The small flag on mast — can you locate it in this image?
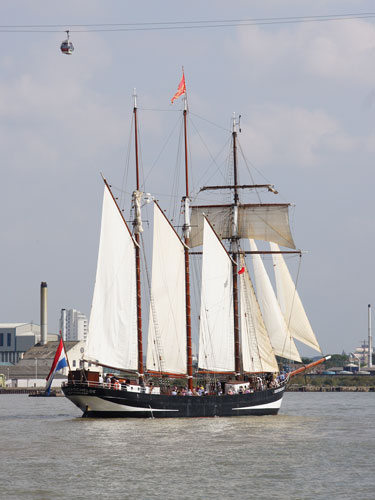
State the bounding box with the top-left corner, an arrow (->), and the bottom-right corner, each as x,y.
238,266 -> 245,275
171,71 -> 186,104
45,337 -> 68,395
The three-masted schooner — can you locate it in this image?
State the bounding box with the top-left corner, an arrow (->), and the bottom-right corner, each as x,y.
62,78 -> 329,418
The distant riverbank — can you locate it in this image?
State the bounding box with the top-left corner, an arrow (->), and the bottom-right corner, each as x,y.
0,388 -> 62,395
287,385 -> 375,392
288,373 -> 375,392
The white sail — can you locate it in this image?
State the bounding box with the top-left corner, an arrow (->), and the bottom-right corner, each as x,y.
270,242 -> 322,353
239,255 -> 279,373
190,204 -> 295,249
86,184 -> 138,370
250,239 -> 301,362
198,217 -> 234,372
146,202 -> 186,375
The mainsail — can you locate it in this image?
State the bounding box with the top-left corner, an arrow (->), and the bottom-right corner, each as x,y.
86,183 -> 138,370
249,239 -> 301,362
189,204 -> 295,249
198,217 -> 235,372
146,202 -> 187,375
239,255 -> 279,373
270,242 -> 322,353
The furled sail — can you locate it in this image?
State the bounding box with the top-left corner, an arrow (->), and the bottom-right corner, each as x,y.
270,242 -> 322,353
198,217 -> 235,372
250,239 -> 301,362
239,255 -> 279,373
190,204 -> 295,249
146,202 -> 187,375
86,183 -> 138,370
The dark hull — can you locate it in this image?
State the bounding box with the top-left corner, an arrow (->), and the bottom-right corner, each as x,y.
62,383 -> 286,418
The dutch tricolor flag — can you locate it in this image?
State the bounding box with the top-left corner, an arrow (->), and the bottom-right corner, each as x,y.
45,337 -> 68,394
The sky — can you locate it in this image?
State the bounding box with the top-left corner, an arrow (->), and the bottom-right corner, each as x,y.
1,1 -> 374,357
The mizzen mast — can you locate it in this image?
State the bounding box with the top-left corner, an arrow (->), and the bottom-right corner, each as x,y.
133,89 -> 144,385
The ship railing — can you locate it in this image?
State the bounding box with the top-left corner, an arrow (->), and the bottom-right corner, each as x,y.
63,380 -> 129,390
62,380 -> 161,394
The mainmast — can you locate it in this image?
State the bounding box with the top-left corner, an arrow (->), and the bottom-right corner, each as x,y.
133,89 -> 144,385
182,94 -> 193,392
231,113 -> 241,379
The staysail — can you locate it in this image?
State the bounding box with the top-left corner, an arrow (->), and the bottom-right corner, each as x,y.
270,242 -> 322,353
86,183 -> 138,370
250,239 -> 301,362
146,202 -> 187,375
198,217 -> 234,372
189,204 -> 295,249
239,255 -> 279,373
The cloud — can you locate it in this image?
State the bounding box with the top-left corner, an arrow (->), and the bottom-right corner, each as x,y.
238,104 -> 355,169
0,35 -> 125,177
235,18 -> 375,86
304,20 -> 375,84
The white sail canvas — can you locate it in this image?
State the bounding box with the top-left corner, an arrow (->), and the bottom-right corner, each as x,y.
250,239 -> 301,362
190,204 -> 295,249
198,217 -> 235,372
270,242 -> 322,353
146,202 -> 187,375
239,255 -> 279,373
86,184 -> 138,370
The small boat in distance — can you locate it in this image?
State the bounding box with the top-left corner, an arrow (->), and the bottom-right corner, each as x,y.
62,80 -> 329,418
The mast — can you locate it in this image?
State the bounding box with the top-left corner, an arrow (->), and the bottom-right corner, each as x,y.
133,89 -> 144,385
231,113 -> 241,379
182,94 -> 193,391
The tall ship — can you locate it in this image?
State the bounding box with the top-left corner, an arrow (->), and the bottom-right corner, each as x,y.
62,79 -> 329,418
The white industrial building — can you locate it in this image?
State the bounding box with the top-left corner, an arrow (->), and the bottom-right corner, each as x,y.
0,323 -> 58,364
60,309 -> 88,342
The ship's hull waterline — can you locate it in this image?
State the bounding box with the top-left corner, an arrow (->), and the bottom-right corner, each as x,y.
62,383 -> 286,418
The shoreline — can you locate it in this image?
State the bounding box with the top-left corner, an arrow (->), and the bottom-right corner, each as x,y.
287,385 -> 375,392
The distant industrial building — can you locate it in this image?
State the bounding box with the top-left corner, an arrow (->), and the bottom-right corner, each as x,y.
60,309 -> 88,342
353,340 -> 373,366
0,323 -> 58,364
1,340 -> 91,389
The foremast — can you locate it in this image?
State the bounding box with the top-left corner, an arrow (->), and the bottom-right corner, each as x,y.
231,114 -> 241,379
191,112 -> 300,377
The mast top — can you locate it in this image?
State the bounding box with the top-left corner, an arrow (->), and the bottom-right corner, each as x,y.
133,88 -> 137,110
232,112 -> 241,134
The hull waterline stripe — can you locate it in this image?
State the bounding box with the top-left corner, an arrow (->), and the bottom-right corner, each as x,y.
232,399 -> 282,411
69,395 -> 179,412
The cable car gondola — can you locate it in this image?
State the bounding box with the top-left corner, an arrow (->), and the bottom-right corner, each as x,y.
60,30 -> 74,55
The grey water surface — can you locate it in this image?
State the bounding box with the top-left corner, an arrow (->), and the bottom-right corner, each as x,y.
0,392 -> 374,500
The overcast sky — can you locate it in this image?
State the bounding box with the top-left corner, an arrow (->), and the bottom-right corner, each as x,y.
1,1 -> 374,357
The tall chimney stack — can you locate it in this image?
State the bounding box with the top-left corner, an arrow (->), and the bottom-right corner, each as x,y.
368,304 -> 372,368
40,282 -> 48,345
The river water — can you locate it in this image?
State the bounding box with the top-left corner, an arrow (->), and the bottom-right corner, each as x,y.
0,392 -> 374,500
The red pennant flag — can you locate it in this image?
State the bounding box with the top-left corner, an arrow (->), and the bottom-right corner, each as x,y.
171,72 -> 186,104
238,267 -> 245,275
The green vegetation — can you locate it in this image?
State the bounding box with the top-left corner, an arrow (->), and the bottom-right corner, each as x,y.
292,374 -> 375,387
301,354 -> 350,368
